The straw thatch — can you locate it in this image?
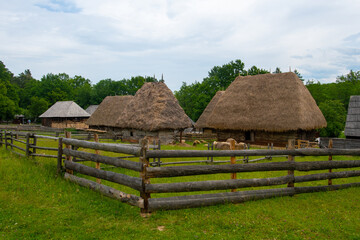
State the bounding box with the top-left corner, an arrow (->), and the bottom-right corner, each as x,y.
206,72 -> 327,132
116,82 -> 192,131
195,91 -> 225,129
85,105 -> 99,115
344,96 -> 360,138
39,101 -> 90,118
86,96 -> 133,127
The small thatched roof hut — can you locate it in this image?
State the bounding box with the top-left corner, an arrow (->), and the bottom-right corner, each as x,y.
39,101 -> 90,129
206,72 -> 326,145
85,105 -> 99,115
115,82 -> 192,143
344,96 -> 360,138
195,91 -> 225,130
86,96 -> 133,129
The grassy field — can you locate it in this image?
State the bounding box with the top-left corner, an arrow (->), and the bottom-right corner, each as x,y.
1,139 -> 360,239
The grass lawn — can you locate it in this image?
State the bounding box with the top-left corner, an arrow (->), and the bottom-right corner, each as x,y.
1,139 -> 360,239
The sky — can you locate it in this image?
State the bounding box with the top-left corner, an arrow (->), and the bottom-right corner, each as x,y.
1,0 -> 360,91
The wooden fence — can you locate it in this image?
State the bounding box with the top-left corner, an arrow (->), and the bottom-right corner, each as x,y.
1,130 -> 360,214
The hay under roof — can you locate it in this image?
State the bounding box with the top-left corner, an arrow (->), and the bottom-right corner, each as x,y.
344,96 -> 360,137
86,96 -> 133,127
206,72 -> 327,132
195,91 -> 225,129
116,82 -> 192,131
39,101 -> 90,118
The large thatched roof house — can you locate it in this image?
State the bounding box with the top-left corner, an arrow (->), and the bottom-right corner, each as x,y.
115,82 -> 192,143
86,96 -> 133,131
205,72 -> 327,146
39,101 -> 90,129
344,96 -> 360,139
195,91 -> 225,135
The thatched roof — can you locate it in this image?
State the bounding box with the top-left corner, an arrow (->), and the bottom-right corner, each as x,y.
195,91 -> 225,129
86,96 -> 133,127
85,105 -> 99,115
344,96 -> 360,137
206,72 -> 327,132
39,101 -> 90,118
116,82 -> 192,131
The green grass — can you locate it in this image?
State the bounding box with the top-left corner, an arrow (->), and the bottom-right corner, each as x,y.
1,140 -> 360,239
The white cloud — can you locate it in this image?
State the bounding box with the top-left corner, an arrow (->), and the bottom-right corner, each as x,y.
1,0 -> 360,91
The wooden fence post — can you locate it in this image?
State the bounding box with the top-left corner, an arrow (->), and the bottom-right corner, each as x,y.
31,134 -> 37,157
0,130 -> 3,147
57,137 -> 63,175
94,133 -> 101,184
287,139 -> 295,188
10,132 -> 13,150
140,138 -> 150,216
25,133 -> 30,157
65,131 -> 73,174
5,131 -> 8,149
328,139 -> 333,185
229,139 -> 236,192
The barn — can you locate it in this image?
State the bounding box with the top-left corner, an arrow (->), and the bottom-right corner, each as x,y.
205,72 -> 327,146
39,101 -> 90,129
86,95 -> 133,132
344,95 -> 360,139
115,82 -> 192,144
195,91 -> 225,135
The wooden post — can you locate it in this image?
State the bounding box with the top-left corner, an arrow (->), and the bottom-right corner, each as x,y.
328,139 -> 333,185
179,131 -> 183,143
57,138 -> 63,175
5,131 -> 8,149
25,133 -> 30,157
65,131 -> 73,174
140,138 -> 150,216
287,139 -> 295,188
10,132 -> 13,150
0,130 -> 3,147
32,135 -> 37,157
229,139 -> 236,192
94,133 -> 101,184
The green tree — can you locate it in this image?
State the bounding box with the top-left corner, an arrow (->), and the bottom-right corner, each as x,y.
0,61 -> 19,120
318,100 -> 346,137
28,97 -> 49,122
336,70 -> 360,83
294,69 -> 304,82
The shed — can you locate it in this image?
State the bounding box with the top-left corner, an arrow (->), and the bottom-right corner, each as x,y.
115,82 -> 192,144
344,96 -> 360,139
86,96 -> 133,131
85,105 -> 99,115
205,72 -> 327,146
39,101 -> 90,129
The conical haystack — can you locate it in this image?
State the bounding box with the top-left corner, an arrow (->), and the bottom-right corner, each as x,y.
116,82 -> 192,131
207,72 -> 326,131
86,96 -> 133,127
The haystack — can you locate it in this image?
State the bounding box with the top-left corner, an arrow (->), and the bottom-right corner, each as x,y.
86,96 -> 133,129
206,72 -> 326,145
344,96 -> 360,138
39,101 -> 90,129
116,82 -> 192,143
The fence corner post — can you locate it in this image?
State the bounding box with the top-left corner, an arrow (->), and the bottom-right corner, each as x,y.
140,137 -> 150,216
94,133 -> 101,184
65,131 -> 73,175
287,139 -> 295,189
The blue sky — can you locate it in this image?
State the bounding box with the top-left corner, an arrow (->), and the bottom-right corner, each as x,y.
1,0 -> 360,91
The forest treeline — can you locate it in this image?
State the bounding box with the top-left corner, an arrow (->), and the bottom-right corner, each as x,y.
1,59 -> 359,137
